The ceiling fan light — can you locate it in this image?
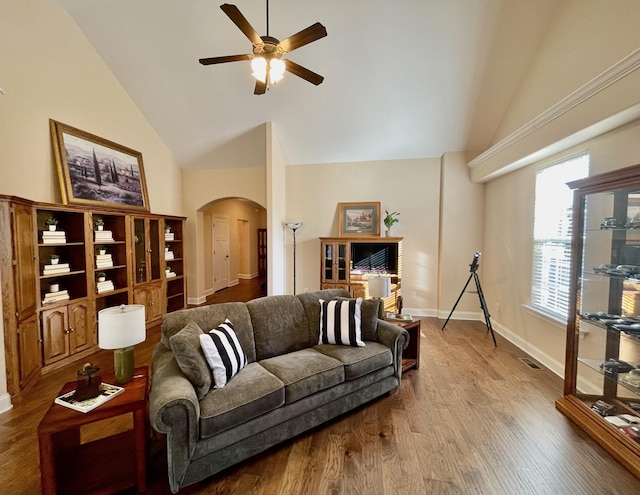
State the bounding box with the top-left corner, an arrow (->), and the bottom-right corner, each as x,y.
251,57 -> 267,82
270,58 -> 285,83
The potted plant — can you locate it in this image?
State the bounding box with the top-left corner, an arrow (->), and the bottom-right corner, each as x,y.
45,216 -> 58,231
165,266 -> 171,274
383,210 -> 400,236
164,224 -> 171,233
96,246 -> 107,256
94,217 -> 104,231
96,272 -> 106,282
50,254 -> 60,265
165,243 -> 170,252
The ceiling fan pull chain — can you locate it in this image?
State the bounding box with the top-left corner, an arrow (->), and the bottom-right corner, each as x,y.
266,0 -> 269,37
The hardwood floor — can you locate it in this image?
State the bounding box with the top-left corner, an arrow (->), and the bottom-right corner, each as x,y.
2,281 -> 640,494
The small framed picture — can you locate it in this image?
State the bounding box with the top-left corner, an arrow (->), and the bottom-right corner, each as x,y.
338,202 -> 381,237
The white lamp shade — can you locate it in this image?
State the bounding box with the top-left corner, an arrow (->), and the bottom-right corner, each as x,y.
368,277 -> 391,298
98,304 -> 146,349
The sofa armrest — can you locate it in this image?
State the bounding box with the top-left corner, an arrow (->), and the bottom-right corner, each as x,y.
149,344 -> 200,493
376,319 -> 410,379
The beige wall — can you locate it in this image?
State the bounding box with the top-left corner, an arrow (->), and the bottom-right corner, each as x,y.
471,0 -> 640,182
0,0 -> 183,411
484,118 -> 640,377
286,158 -> 449,313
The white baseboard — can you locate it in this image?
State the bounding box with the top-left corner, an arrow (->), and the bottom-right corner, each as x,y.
188,295 -> 207,306
0,393 -> 13,415
238,272 -> 259,280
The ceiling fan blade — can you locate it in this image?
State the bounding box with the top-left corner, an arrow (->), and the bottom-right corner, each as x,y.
279,22 -> 327,53
254,80 -> 267,95
220,4 -> 262,46
284,59 -> 324,86
199,54 -> 252,65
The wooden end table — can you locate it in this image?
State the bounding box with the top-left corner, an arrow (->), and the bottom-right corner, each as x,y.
38,366 -> 149,495
387,318 -> 421,372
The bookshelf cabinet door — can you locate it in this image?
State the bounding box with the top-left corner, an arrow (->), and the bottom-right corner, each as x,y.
42,306 -> 70,366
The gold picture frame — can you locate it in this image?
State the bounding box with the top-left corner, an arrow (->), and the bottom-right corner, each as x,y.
338,202 -> 381,237
50,119 -> 150,212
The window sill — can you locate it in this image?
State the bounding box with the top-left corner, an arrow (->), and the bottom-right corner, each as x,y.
522,304 -> 567,330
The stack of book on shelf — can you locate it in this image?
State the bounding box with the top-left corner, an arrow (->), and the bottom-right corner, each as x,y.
165,231 -> 175,241
96,280 -> 115,294
42,230 -> 67,244
43,289 -> 70,304
43,262 -> 71,275
94,230 -> 114,242
95,253 -> 114,268
165,250 -> 175,260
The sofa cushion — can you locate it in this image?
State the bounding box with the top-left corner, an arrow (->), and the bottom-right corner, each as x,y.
314,342 -> 393,380
199,363 -> 285,438
169,320 -> 211,400
161,302 -> 257,362
200,319 -> 248,388
319,298 -> 365,347
338,297 -> 379,341
259,348 -> 345,403
247,295 -> 310,360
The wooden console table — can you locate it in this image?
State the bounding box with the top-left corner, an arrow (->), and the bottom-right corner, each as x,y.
38,366 -> 149,494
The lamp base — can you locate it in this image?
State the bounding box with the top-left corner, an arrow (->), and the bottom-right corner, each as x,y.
113,346 -> 135,384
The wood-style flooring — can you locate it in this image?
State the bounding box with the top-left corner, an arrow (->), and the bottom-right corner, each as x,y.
2,278 -> 640,494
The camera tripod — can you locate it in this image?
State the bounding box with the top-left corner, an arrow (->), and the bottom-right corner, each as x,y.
441,251 -> 497,347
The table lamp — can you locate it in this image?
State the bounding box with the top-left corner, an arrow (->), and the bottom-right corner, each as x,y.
98,304 -> 146,384
368,276 -> 391,319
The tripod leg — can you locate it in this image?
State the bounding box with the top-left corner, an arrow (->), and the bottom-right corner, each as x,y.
474,273 -> 497,346
442,273 -> 474,331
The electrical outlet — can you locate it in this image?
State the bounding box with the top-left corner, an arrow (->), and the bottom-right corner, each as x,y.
304,288 -> 309,293
411,291 -> 417,299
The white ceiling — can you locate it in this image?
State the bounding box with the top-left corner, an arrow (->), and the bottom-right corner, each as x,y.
53,0 -> 560,169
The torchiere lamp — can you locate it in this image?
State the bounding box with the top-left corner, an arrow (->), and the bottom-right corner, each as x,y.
98,304 -> 146,384
285,221 -> 303,295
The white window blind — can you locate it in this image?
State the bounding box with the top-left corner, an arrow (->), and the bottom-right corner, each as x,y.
531,154 -> 589,321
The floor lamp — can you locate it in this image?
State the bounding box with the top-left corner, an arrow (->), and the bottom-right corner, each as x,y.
285,221 -> 303,295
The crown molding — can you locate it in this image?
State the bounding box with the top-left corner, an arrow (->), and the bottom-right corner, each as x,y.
469,47 -> 640,172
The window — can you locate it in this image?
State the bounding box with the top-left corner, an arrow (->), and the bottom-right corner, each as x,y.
531,154 -> 589,321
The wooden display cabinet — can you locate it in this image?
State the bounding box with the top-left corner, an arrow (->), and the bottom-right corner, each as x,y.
320,237 -> 402,311
0,194 -> 187,396
556,163 -> 640,478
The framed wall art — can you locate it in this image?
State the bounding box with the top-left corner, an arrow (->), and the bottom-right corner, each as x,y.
338,202 -> 381,237
50,119 -> 150,211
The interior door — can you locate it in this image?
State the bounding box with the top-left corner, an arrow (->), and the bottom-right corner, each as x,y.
213,215 -> 229,292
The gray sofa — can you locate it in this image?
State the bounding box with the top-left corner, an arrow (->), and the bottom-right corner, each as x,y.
149,289 -> 409,493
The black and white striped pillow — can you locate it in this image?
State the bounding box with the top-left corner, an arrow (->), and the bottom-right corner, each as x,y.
199,319 -> 247,388
318,298 -> 365,347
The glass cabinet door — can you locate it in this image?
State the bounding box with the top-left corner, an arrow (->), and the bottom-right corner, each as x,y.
134,218 -> 147,283
574,188 -> 640,406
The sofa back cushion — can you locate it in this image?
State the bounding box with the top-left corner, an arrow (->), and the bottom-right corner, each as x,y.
161,302 -> 257,363
247,295 -> 309,360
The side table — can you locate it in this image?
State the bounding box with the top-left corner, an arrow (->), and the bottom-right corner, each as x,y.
387,319 -> 421,372
38,366 -> 149,495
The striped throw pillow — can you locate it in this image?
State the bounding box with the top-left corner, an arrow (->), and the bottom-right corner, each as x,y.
199,319 -> 248,388
318,298 -> 365,347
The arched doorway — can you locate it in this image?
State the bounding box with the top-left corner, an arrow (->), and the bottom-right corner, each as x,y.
200,197 -> 267,298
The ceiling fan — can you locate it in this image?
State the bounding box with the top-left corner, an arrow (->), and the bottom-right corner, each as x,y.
199,2 -> 327,95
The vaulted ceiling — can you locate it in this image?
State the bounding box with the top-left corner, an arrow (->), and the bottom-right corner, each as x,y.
54,0 -> 560,169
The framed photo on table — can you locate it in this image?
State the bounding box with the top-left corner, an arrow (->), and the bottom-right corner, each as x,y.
50,119 -> 150,212
338,202 -> 380,237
